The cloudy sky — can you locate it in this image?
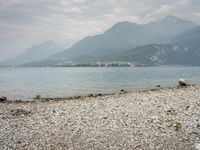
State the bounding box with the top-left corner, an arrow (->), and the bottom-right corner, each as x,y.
0,0 -> 200,60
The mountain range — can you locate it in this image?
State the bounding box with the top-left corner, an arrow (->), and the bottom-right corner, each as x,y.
1,15 -> 200,67
0,41 -> 63,66
109,26 -> 200,66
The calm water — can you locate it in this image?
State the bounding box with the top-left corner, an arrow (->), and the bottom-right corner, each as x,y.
0,67 -> 200,100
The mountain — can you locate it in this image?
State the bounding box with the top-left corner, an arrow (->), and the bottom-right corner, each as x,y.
21,15 -> 199,67
26,15 -> 197,65
1,41 -> 63,66
172,26 -> 200,45
144,15 -> 198,40
114,26 -> 200,66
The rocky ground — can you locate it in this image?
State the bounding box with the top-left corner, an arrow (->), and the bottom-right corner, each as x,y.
0,85 -> 200,150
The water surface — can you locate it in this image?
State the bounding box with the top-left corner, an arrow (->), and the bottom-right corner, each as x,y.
0,67 -> 199,100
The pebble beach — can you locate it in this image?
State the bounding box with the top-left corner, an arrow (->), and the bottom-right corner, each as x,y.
0,85 -> 200,150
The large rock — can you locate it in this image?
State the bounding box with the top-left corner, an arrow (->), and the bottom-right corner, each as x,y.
179,79 -> 189,86
0,96 -> 7,102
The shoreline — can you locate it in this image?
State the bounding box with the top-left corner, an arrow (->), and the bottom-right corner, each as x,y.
0,85 -> 200,149
1,84 -> 197,103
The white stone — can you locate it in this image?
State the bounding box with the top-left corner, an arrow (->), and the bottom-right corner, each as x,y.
194,143 -> 200,150
179,79 -> 189,86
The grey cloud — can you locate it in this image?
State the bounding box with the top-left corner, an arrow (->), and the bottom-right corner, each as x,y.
0,0 -> 200,60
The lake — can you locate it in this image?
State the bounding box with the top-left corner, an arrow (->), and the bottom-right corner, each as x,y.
0,67 -> 200,100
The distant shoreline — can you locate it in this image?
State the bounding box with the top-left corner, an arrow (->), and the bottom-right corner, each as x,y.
1,64 -> 200,68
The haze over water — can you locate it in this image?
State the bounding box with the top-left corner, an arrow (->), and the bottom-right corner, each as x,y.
0,67 -> 200,100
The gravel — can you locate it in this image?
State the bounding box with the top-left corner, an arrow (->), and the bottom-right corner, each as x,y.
0,86 -> 200,150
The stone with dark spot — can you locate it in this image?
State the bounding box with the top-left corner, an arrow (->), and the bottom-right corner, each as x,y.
0,96 -> 7,102
103,116 -> 108,119
34,95 -> 41,100
179,79 -> 189,86
120,89 -> 125,92
88,94 -> 94,97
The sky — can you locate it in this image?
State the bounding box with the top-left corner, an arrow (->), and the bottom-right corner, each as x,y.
0,0 -> 200,60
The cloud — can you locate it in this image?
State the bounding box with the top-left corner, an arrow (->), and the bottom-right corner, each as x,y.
0,0 -> 200,60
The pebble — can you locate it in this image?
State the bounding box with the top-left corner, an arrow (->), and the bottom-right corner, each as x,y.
195,143 -> 200,150
0,96 -> 7,102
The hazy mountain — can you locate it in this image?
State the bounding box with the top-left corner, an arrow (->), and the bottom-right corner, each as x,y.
114,26 -> 200,66
30,15 -> 197,65
172,26 -> 200,45
1,41 -> 63,66
21,15 -> 199,67
144,15 -> 198,41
